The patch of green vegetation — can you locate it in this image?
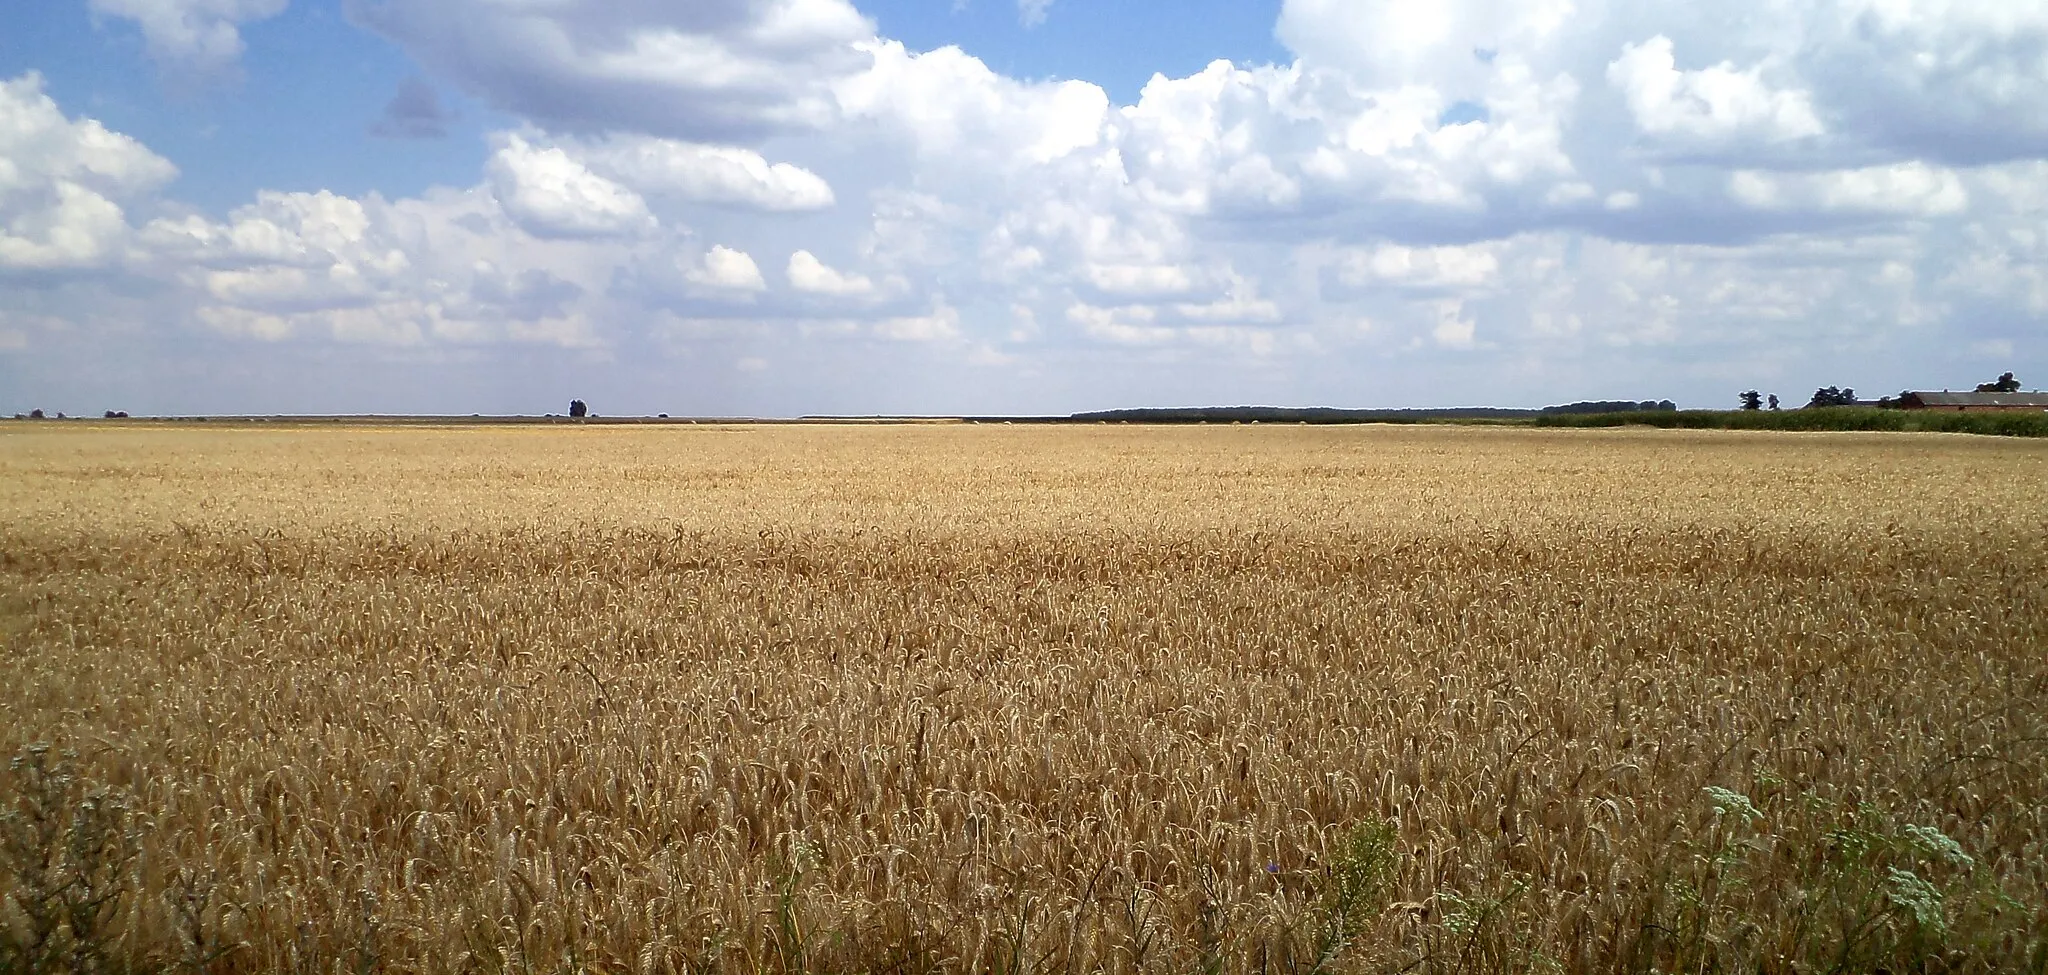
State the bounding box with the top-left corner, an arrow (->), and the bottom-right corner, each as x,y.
1533,406 -> 2048,437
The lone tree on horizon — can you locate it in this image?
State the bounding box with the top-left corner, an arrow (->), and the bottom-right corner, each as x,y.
569,399 -> 588,418
1739,390 -> 1763,410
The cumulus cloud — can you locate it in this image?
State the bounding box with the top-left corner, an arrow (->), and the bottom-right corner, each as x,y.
578,137 -> 834,212
787,250 -> 875,297
89,0 -> 287,77
687,245 -> 767,294
141,189 -> 373,267
1275,0 -> 1575,92
1104,55 -> 1581,228
486,135 -> 656,239
0,73 -> 177,271
1430,301 -> 1479,349
835,41 -> 1110,168
133,181 -> 617,350
1607,36 -> 1823,151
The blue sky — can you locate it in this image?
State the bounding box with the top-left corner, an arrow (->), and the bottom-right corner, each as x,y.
0,0 -> 2043,415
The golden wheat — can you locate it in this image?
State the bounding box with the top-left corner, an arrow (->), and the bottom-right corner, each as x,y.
2,423 -> 2044,973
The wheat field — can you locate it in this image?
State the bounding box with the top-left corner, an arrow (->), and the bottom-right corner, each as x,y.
2,422 -> 2045,974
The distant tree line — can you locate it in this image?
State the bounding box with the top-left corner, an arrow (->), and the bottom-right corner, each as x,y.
1540,400 -> 1676,415
13,409 -> 128,419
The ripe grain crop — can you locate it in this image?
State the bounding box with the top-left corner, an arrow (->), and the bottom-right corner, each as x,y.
2,423 -> 2045,974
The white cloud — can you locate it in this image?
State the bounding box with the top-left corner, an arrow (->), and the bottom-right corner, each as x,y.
687,245 -> 767,293
0,181 -> 131,272
89,0 -> 287,77
835,41 -> 1110,168
139,183 -> 613,349
1608,36 -> 1823,150
142,189 -> 372,266
0,75 -> 179,198
1431,301 -> 1478,349
1275,0 -> 1575,92
487,135 -> 656,239
580,137 -> 834,212
787,250 -> 875,297
0,73 -> 176,271
1110,54 -> 1580,223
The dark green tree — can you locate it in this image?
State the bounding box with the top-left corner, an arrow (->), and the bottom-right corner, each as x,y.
1976,372 -> 2021,393
1739,390 -> 1763,410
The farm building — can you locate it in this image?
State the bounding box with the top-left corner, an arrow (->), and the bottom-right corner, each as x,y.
1899,391 -> 2048,411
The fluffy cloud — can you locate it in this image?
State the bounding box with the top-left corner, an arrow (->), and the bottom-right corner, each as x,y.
128,181 -> 623,348
89,0 -> 287,77
787,250 -> 876,297
141,189 -> 374,267
686,245 -> 767,294
1607,36 -> 1823,151
834,41 -> 1110,169
0,73 -> 176,271
575,137 -> 834,212
1274,0 -> 1576,93
486,135 -> 656,239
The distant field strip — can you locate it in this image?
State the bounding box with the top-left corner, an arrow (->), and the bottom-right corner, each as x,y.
3,425 -> 2045,973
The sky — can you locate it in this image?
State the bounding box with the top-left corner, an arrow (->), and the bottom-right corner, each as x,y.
0,0 -> 2043,416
